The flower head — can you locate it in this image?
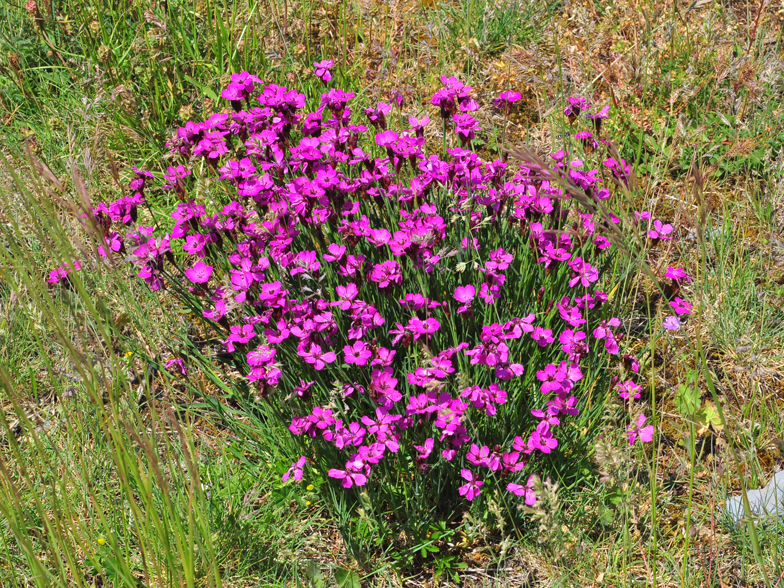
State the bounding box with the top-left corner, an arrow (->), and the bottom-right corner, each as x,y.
458,469 -> 483,501
507,475 -> 538,505
186,261 -> 213,284
313,60 -> 334,83
627,414 -> 654,445
283,456 -> 307,482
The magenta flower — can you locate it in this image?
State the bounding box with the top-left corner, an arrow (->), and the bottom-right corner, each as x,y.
344,341 -> 372,366
493,90 -> 521,109
568,257 -> 599,288
559,329 -> 587,361
313,60 -> 334,83
293,380 -> 315,397
247,344 -> 277,366
527,421 -> 558,454
670,297 -> 692,316
453,114 -> 481,144
328,455 -> 369,488
507,475 -> 538,505
453,284 -> 475,313
531,327 -> 554,347
300,343 -> 337,370
627,414 -> 654,445
47,260 -> 82,284
375,129 -> 399,149
414,438 -> 435,460
466,444 -> 490,467
165,358 -> 187,376
408,116 -> 430,138
564,96 -> 590,118
502,451 -> 524,473
479,283 -> 501,305
407,317 -> 440,340
666,267 -> 693,283
458,469 -> 483,501
222,324 -> 256,353
603,157 -> 631,181
364,102 -> 392,129
309,406 -> 336,430
663,316 -> 681,331
370,367 -> 401,403
282,456 -> 307,482
617,380 -> 641,400
323,243 -> 346,263
185,261 -> 213,284
369,260 -> 402,289
536,363 -> 566,395
648,220 -> 673,241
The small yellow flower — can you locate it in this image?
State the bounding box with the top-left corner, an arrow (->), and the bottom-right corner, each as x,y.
306,484 -> 314,491
305,500 -> 311,506
97,537 -> 106,546
124,351 -> 133,359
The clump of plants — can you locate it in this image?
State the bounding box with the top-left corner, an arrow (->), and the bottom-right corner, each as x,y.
56,64 -> 680,556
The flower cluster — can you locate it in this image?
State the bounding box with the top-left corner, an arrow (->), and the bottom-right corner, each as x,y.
69,71 -> 662,532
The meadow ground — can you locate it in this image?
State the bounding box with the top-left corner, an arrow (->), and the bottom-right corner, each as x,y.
1,0 -> 784,586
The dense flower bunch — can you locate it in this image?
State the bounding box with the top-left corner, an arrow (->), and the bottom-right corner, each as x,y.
70,69 -> 661,535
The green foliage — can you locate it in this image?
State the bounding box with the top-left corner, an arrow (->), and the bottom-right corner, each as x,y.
436,0 -> 549,64
674,369 -> 700,417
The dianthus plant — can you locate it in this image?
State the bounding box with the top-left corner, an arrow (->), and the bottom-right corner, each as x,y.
84,72 -> 638,547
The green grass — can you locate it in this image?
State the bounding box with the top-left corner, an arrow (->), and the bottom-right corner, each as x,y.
2,0 -> 784,585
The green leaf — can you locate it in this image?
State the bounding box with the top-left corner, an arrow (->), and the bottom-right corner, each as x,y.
674,383 -> 701,416
696,402 -> 724,435
335,568 -> 361,588
306,561 -> 325,588
183,75 -> 219,102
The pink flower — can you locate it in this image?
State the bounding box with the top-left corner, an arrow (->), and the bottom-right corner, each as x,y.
313,59 -> 334,83
309,406 -> 336,430
333,283 -> 359,310
648,220 -> 673,240
282,456 -> 307,482
328,455 -> 369,488
493,90 -> 521,109
344,341 -> 372,366
670,297 -> 692,316
369,260 -> 402,289
559,329 -> 587,361
300,343 -> 337,370
370,367 -> 401,403
458,469 -> 483,501
531,327 -> 554,347
479,282 -> 501,304
617,380 -> 641,400
507,475 -> 537,505
414,438 -> 435,460
293,380 -> 315,397
222,324 -> 256,352
666,267 -> 693,283
323,243 -> 346,262
663,316 -> 681,331
165,358 -> 187,376
247,345 -> 276,366
536,363 -> 566,395
407,317 -> 440,340
185,261 -> 213,284
568,257 -> 599,288
627,414 -> 654,445
527,421 -> 558,453
502,451 -> 524,473
454,284 -> 476,313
